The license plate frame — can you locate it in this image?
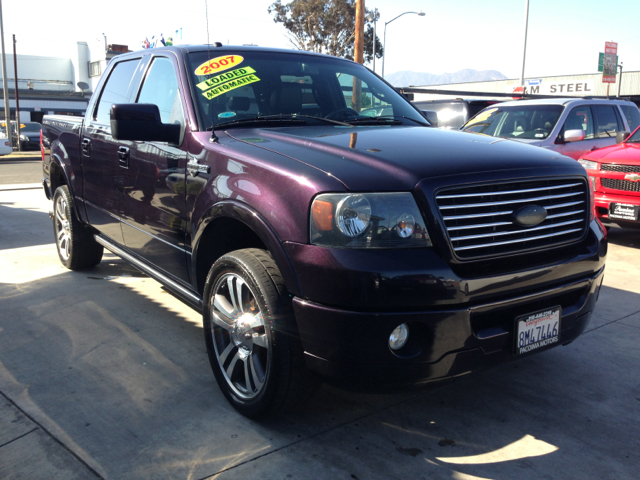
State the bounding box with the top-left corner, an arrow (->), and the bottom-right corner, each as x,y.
514,306 -> 561,356
609,203 -> 639,222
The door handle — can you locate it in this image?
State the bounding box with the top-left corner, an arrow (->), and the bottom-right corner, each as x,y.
81,138 -> 91,156
118,146 -> 130,168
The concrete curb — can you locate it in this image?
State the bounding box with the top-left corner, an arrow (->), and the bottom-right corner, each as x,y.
0,183 -> 42,191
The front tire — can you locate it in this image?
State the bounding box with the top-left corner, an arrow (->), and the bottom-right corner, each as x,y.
203,248 -> 319,417
52,186 -> 103,270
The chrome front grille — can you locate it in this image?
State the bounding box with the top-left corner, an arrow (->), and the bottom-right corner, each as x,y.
601,164 -> 639,173
435,178 -> 589,259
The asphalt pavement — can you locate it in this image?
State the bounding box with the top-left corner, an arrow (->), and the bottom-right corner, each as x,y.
0,150 -> 43,186
0,187 -> 639,479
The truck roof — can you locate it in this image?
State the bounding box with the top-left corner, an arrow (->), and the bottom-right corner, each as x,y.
125,44 -> 350,63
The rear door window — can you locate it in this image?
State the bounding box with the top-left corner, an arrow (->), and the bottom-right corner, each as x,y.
563,106 -> 594,140
593,105 -> 622,138
94,60 -> 140,125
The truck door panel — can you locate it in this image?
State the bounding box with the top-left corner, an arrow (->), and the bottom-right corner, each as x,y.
82,59 -> 141,244
119,56 -> 191,284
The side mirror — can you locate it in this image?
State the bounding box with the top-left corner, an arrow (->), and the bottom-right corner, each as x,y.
563,129 -> 585,143
422,110 -> 438,127
616,131 -> 630,144
110,104 -> 181,144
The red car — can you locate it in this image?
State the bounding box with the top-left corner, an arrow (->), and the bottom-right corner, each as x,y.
579,126 -> 640,229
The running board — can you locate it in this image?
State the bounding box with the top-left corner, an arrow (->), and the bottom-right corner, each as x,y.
94,235 -> 203,311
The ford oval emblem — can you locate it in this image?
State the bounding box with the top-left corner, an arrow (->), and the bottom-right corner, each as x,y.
512,205 -> 547,227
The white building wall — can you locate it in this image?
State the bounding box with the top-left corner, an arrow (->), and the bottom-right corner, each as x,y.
411,72 -> 640,102
1,54 -> 74,92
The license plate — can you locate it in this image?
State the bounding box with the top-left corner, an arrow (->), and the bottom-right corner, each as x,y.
609,203 -> 639,221
515,307 -> 561,356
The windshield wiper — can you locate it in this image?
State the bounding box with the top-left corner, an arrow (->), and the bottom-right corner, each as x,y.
347,115 -> 428,126
208,115 -> 308,131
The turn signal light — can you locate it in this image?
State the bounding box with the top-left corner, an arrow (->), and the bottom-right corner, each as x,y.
312,200 -> 333,231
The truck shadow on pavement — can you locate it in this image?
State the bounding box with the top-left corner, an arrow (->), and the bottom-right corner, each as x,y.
606,226 -> 639,249
0,201 -> 53,250
0,266 -> 638,479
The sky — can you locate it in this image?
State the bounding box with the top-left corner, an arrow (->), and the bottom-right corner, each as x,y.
1,0 -> 639,80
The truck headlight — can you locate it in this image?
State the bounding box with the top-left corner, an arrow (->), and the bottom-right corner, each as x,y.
20,134 -> 28,141
578,160 -> 598,171
310,192 -> 432,248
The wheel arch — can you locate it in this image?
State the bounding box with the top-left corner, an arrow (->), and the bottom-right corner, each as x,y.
192,201 -> 301,298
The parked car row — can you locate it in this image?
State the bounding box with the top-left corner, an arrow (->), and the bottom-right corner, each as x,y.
0,120 -> 43,152
450,97 -> 640,231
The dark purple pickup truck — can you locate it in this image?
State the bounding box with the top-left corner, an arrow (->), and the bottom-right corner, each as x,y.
42,45 -> 607,417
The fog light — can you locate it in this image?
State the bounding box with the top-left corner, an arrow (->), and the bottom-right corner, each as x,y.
389,323 -> 409,350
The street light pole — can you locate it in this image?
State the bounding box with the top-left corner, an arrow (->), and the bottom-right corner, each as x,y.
382,11 -> 425,79
12,34 -> 20,151
519,0 -> 530,86
0,0 -> 12,149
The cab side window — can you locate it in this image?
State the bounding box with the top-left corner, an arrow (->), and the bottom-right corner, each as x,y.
619,104 -> 640,131
593,105 -> 622,138
563,106 -> 594,140
94,60 -> 140,125
137,57 -> 184,126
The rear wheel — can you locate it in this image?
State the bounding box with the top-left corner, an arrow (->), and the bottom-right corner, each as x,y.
52,186 -> 103,269
203,248 -> 319,417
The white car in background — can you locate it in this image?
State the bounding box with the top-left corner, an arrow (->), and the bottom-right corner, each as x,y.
0,134 -> 12,156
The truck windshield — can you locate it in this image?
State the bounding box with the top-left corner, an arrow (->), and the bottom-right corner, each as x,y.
186,51 -> 427,130
461,105 -> 564,140
626,127 -> 640,143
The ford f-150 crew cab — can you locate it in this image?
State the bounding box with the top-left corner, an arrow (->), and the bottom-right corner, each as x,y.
42,45 -> 607,417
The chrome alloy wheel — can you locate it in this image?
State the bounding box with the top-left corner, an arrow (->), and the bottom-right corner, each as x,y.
210,273 -> 269,400
55,195 -> 71,261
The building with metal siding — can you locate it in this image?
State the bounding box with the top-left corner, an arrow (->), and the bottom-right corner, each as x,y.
0,40 -> 129,122
410,71 -> 640,106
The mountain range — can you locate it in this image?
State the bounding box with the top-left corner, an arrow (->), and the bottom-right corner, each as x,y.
385,69 -> 508,88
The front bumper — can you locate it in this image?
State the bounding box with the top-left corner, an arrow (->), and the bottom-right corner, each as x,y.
594,191 -> 640,226
294,268 -> 604,390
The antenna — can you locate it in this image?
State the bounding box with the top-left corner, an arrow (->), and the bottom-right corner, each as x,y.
204,0 -> 218,142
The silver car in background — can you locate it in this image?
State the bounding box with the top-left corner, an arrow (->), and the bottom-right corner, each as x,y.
461,98 -> 640,159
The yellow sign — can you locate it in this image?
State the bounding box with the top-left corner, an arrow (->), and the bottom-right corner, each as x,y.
194,55 -> 244,76
202,74 -> 261,100
196,67 -> 257,91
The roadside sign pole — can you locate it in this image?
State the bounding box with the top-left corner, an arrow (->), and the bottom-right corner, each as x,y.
0,0 -> 12,150
12,34 -> 19,151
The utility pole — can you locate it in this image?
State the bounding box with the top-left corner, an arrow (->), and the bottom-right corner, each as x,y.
519,0 -> 530,87
12,34 -> 20,151
0,0 -> 12,150
617,63 -> 623,97
353,0 -> 365,111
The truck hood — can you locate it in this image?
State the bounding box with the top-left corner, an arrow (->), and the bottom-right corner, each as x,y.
581,141 -> 640,163
226,125 -> 578,191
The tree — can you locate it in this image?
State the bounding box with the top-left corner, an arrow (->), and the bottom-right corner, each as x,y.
268,0 -> 383,65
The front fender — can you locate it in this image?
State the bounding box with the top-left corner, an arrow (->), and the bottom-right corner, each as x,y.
192,200 -> 302,297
